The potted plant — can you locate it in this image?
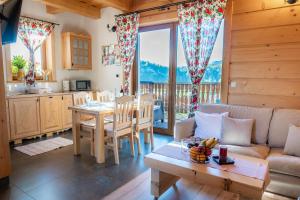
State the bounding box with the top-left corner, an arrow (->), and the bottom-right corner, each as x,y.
12,55 -> 27,81
11,65 -> 19,80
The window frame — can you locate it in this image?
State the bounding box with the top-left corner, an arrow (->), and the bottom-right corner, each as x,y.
4,32 -> 56,83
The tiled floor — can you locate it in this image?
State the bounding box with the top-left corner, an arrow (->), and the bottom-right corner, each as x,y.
0,131 -> 173,200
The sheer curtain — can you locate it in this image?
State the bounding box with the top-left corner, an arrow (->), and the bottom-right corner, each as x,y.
18,17 -> 55,86
178,0 -> 227,115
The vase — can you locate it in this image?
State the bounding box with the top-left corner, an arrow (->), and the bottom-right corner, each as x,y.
17,69 -> 25,81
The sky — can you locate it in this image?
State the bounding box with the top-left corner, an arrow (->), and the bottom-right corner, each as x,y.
139,20 -> 224,67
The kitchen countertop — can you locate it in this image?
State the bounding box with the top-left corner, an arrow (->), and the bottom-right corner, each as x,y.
6,91 -> 93,99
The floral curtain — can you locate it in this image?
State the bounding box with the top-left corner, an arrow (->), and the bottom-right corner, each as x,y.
178,0 -> 227,114
115,13 -> 139,95
18,17 -> 55,86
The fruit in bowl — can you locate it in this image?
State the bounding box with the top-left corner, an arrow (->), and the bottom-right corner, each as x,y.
188,138 -> 218,163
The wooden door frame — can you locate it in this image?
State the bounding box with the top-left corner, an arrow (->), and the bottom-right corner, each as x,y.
132,23 -> 177,135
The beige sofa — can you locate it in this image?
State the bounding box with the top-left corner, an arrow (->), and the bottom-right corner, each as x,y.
174,104 -> 300,198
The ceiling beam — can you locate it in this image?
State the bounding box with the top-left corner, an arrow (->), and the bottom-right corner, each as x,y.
132,0 -> 176,11
91,0 -> 132,11
46,5 -> 64,14
38,0 -> 101,19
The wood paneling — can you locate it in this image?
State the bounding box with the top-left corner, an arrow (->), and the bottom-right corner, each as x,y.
232,6 -> 300,30
0,29 -> 10,179
221,0 -> 233,104
233,0 -> 300,14
228,0 -> 300,109
230,61 -> 300,79
228,94 -> 300,109
232,25 -> 300,47
229,79 -> 300,97
231,43 -> 300,62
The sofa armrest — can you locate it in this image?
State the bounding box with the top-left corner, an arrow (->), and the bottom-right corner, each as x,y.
174,117 -> 195,141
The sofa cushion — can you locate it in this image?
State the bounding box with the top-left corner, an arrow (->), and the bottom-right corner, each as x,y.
268,109 -> 300,148
267,148 -> 300,178
284,125 -> 300,157
199,104 -> 273,144
215,144 -> 270,159
221,116 -> 254,146
194,111 -> 229,139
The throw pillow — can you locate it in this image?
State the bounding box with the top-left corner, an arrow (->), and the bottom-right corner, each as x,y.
221,116 -> 254,146
194,111 -> 229,139
284,125 -> 300,157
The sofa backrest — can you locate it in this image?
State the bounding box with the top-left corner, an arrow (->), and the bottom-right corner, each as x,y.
268,109 -> 300,148
198,104 -> 273,144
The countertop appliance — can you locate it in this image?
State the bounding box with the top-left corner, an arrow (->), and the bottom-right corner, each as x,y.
70,80 -> 91,91
62,80 -> 70,92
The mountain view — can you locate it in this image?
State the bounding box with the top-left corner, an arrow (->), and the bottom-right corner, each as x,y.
139,60 -> 222,84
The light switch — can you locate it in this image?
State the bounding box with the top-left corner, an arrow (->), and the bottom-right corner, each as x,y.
230,81 -> 237,88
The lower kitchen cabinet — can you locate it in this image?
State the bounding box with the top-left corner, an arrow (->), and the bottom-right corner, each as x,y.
7,94 -> 74,141
40,96 -> 63,134
9,97 -> 41,140
62,94 -> 73,129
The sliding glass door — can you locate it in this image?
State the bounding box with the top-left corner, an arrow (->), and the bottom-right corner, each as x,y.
134,22 -> 224,135
134,24 -> 176,134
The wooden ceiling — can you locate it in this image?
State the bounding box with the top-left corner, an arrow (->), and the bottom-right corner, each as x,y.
36,0 -> 185,19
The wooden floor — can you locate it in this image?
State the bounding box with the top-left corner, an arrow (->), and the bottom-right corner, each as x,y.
103,170 -> 294,200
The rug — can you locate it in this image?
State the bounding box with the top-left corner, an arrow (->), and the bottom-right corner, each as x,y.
14,137 -> 73,156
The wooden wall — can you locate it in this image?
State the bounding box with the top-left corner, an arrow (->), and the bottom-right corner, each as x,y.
0,29 -> 11,180
228,0 -> 300,109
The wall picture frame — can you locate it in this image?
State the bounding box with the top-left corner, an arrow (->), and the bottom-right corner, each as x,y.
102,44 -> 121,66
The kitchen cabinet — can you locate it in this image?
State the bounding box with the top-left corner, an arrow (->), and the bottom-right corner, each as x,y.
62,94 -> 73,129
9,97 -> 40,140
7,93 -> 75,142
40,96 -> 63,133
62,32 -> 92,70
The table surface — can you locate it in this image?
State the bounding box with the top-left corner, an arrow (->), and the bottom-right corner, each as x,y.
145,143 -> 270,190
69,101 -> 160,115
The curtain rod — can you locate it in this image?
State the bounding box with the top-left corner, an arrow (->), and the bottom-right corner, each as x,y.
115,0 -> 197,17
21,16 -> 60,26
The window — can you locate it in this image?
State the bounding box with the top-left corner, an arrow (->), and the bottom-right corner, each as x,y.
5,33 -> 55,82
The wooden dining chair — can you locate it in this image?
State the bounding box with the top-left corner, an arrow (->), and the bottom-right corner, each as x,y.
96,90 -> 114,102
134,94 -> 155,154
104,95 -> 135,164
73,92 -> 96,156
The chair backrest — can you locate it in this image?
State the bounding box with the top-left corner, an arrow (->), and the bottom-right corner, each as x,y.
113,95 -> 135,132
96,90 -> 114,102
137,93 -> 154,125
73,92 -> 93,105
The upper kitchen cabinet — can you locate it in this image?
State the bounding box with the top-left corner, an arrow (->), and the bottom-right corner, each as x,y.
62,32 -> 92,70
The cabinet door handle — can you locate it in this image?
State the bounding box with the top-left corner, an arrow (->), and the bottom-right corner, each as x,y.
49,96 -> 53,99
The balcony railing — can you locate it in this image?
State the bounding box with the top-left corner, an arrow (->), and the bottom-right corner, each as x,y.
140,82 -> 221,114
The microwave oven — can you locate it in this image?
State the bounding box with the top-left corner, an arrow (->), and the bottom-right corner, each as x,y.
70,80 -> 91,91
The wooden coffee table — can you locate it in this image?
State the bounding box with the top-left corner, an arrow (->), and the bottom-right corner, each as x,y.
145,143 -> 270,200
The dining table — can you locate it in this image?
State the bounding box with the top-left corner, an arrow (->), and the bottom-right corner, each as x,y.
69,101 -> 159,164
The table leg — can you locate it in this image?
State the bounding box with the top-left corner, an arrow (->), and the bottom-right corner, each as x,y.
72,110 -> 81,155
95,114 -> 105,163
151,168 -> 179,199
